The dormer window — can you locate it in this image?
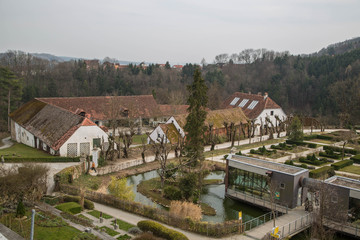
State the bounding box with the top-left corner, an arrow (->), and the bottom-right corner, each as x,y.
121,108 -> 129,117
79,111 -> 86,117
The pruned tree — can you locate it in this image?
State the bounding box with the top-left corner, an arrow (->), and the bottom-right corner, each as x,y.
141,137 -> 147,164
265,116 -> 275,140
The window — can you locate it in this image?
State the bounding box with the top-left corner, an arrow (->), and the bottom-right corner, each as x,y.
248,100 -> 259,109
230,97 -> 240,106
93,138 -> 101,148
239,99 -> 249,107
280,183 -> 285,189
271,111 -> 274,116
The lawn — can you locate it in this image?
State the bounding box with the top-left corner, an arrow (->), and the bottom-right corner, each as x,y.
0,210 -> 99,240
111,219 -> 136,231
311,139 -> 335,145
100,226 -> 120,236
73,174 -> 105,191
0,143 -> 55,158
340,165 -> 360,175
0,132 -> 10,147
132,134 -> 148,145
88,210 -> 113,219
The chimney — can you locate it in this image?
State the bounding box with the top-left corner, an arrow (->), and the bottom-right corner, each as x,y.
264,92 -> 268,99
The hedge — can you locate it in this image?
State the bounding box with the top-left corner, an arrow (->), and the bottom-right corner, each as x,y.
309,166 -> 333,179
331,160 -> 354,170
316,135 -> 333,140
137,220 -> 189,240
319,151 -> 340,159
286,140 -> 308,146
299,157 -> 325,166
63,195 -> 95,210
55,202 -> 82,214
4,157 -> 81,163
350,154 -> 360,164
323,146 -> 358,155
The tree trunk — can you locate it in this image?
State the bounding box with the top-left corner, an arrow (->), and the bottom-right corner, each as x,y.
7,89 -> 11,132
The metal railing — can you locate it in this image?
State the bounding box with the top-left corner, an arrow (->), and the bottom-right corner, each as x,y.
274,212 -> 313,239
227,188 -> 288,213
241,211 -> 280,232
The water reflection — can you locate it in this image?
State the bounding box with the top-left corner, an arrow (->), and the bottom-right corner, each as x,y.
126,170 -> 267,223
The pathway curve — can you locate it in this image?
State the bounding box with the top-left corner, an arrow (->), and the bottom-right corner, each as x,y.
0,137 -> 13,150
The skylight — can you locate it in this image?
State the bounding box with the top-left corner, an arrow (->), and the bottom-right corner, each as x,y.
230,97 -> 240,106
247,100 -> 259,109
239,99 -> 249,107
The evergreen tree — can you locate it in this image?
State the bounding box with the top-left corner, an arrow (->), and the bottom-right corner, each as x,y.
184,68 -> 208,164
288,116 -> 304,141
165,61 -> 171,69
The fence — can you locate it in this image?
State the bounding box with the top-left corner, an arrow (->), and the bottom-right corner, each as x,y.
272,213 -> 312,239
241,211 -> 281,232
96,157 -> 155,175
227,188 -> 288,214
60,184 -> 250,237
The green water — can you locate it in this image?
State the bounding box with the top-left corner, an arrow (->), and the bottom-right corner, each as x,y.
126,170 -> 267,223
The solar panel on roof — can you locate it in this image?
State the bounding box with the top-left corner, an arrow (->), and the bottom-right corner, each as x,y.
248,100 -> 259,109
230,97 -> 240,106
239,99 -> 249,107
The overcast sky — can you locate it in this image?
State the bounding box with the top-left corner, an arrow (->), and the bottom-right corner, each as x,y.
1,0 -> 359,64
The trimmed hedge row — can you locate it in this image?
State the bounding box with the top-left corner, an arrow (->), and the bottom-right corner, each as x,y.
309,166 -> 334,179
323,146 -> 358,155
4,157 -> 81,163
350,154 -> 360,164
137,220 -> 189,240
331,160 -> 354,170
303,134 -> 333,141
319,151 -> 340,159
285,140 -> 317,148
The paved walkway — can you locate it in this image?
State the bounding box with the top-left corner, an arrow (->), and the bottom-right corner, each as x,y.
0,137 -> 13,149
0,223 -> 24,240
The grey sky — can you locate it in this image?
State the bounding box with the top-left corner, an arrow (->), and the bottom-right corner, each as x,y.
1,0 -> 359,64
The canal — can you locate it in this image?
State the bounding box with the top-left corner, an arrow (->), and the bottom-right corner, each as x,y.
126,170 -> 267,223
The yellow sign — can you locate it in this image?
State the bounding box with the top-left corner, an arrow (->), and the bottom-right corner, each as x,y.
238,211 -> 242,220
270,226 -> 280,238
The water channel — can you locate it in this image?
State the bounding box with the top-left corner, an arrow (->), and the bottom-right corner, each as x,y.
126,170 -> 267,223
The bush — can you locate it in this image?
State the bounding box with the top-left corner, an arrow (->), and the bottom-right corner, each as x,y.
250,149 -> 256,154
4,157 -> 80,163
137,220 -> 189,240
350,154 -> 360,164
316,134 -> 333,140
223,154 -> 228,160
300,164 -> 308,169
60,212 -> 93,227
319,151 -> 340,159
128,226 -> 142,235
164,186 -> 182,200
42,195 -> 60,206
310,166 -> 333,179
323,145 -> 358,155
169,201 -> 202,221
307,143 -> 317,148
16,200 -> 26,217
331,160 -> 354,170
63,195 -> 94,210
284,160 -> 294,165
285,140 -> 307,146
56,202 -> 82,214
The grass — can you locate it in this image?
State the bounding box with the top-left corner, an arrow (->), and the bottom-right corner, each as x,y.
55,202 -> 82,214
311,139 -> 335,144
73,174 -> 105,191
0,210 -> 99,240
132,134 -> 148,145
111,219 -> 136,231
340,165 -> 360,175
88,210 -> 113,219
0,132 -> 10,147
204,138 -> 284,158
137,177 -> 216,216
100,226 -> 120,236
117,234 -> 132,240
0,143 -> 55,158
77,214 -> 93,222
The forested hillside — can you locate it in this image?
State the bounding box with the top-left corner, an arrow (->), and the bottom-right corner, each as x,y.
1,39 -> 360,131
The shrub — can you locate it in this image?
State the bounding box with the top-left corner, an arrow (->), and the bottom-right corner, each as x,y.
169,201 -> 202,221
307,143 -> 317,148
250,149 -> 256,154
137,220 -> 189,240
284,160 -> 294,165
128,226 -> 142,235
319,151 -> 340,159
323,146 -> 358,155
42,195 -> 60,206
223,154 -> 228,160
179,173 -> 197,200
164,186 -> 182,200
316,134 -> 333,140
350,154 -> 360,164
16,200 -> 26,218
300,164 -> 308,169
60,212 -> 93,227
134,232 -> 162,240
62,195 -> 94,210
331,160 -> 354,170
55,202 -> 82,214
310,166 -> 333,179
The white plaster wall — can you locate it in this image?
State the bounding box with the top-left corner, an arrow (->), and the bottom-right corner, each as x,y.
166,116 -> 185,137
147,126 -> 170,144
59,126 -> 109,157
254,108 -> 287,135
14,122 -> 35,148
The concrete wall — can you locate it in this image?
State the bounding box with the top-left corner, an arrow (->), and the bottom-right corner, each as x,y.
255,108 -> 287,135
13,122 -> 35,148
59,125 -> 109,157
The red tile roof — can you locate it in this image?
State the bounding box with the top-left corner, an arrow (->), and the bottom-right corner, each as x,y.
222,92 -> 282,119
159,104 -> 189,116
37,95 -> 163,120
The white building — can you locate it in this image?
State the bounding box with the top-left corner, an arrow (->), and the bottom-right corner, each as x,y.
222,92 -> 287,135
10,99 -> 109,157
147,117 -> 185,144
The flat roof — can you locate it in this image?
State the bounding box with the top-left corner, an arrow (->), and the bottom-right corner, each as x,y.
228,154 -> 308,175
325,176 -> 360,191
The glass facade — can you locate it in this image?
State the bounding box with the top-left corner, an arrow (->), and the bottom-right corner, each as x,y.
228,166 -> 270,199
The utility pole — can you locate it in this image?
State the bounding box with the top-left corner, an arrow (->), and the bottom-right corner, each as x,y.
30,209 -> 35,240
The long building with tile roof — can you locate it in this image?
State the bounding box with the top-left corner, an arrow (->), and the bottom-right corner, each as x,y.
9,99 -> 109,157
